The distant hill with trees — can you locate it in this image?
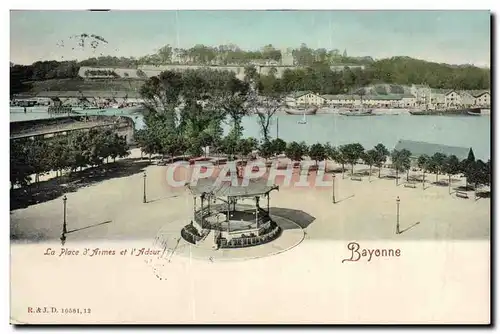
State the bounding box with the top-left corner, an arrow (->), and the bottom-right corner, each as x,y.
10,44 -> 490,97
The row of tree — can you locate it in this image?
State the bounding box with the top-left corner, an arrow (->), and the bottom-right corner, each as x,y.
10,128 -> 129,189
135,124 -> 491,192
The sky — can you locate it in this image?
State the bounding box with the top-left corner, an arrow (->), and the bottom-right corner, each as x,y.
10,10 -> 491,67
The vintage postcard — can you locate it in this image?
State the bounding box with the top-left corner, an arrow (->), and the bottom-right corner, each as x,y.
9,9 -> 491,324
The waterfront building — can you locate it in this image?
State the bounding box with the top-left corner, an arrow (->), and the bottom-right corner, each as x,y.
286,91 -> 327,106
473,91 -> 490,107
429,89 -> 447,108
444,90 -> 461,107
410,84 -> 432,106
458,91 -> 476,107
321,94 -> 357,106
321,93 -> 416,108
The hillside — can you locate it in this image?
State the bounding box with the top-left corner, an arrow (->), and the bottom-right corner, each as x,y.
11,55 -> 490,97
367,57 -> 490,89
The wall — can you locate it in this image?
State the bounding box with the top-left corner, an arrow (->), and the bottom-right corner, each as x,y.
80,63 -> 365,81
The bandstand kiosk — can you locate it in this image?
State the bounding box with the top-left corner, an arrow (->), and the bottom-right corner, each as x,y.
182,177 -> 280,249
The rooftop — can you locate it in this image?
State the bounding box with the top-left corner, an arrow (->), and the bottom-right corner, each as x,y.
394,139 -> 472,161
186,176 -> 279,198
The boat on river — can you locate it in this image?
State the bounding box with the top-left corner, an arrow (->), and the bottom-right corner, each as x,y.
409,107 -> 482,116
284,106 -> 318,115
298,112 -> 307,124
339,108 -> 374,116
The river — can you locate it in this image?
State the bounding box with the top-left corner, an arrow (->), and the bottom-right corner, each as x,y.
10,107 -> 491,161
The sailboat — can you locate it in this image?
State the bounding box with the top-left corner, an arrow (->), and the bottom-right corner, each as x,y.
298,111 -> 307,124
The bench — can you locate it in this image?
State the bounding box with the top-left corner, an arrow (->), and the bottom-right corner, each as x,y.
350,176 -> 362,181
456,191 -> 469,199
404,183 -> 417,188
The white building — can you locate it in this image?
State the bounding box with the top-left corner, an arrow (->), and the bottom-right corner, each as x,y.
444,90 -> 461,107
400,94 -> 417,107
474,91 -> 490,107
286,91 -> 326,106
410,85 -> 432,106
429,89 -> 446,108
321,94 -> 358,106
458,91 -> 476,107
321,94 -> 416,108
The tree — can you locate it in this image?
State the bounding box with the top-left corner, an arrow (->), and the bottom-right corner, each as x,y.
373,143 -> 390,178
254,94 -> 283,143
485,159 -> 491,187
26,139 -> 50,183
460,149 -> 476,189
391,149 -> 411,185
219,135 -> 237,160
271,138 -> 287,156
442,155 -> 460,194
331,146 -> 347,178
47,138 -> 71,177
259,140 -> 274,164
243,65 -> 258,84
139,70 -> 184,130
10,140 -> 34,189
298,141 -> 310,160
237,137 -> 258,159
339,143 -> 365,175
363,149 -> 378,181
285,141 -> 304,166
468,159 -> 488,198
309,143 -> 326,168
429,152 -> 447,183
210,72 -> 251,144
417,154 -> 430,185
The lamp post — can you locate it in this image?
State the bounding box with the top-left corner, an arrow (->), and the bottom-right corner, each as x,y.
143,172 -> 147,203
332,174 -> 336,204
60,195 -> 67,245
396,196 -> 400,234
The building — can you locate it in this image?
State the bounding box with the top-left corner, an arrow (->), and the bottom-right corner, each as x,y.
400,94 -> 417,107
321,94 -> 357,106
444,90 -> 462,107
394,139 -> 473,162
410,85 -> 432,106
429,89 -> 447,108
286,91 -> 326,106
281,48 -> 294,66
473,91 -> 490,107
458,91 -> 476,107
321,93 -> 416,108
